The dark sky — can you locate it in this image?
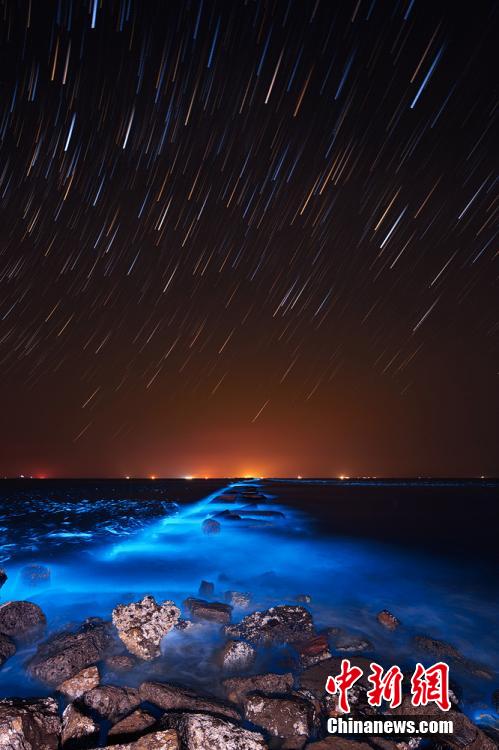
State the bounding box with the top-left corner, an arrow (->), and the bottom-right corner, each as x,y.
0,0 -> 497,478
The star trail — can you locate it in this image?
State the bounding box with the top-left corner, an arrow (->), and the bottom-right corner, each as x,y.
0,0 -> 497,478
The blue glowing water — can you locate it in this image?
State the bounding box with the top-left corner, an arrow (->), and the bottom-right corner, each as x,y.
0,478 -> 497,730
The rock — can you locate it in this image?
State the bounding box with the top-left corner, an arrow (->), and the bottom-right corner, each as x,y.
58,665 -> 100,699
376,610 -> 400,630
202,518 -> 221,534
0,633 -> 16,666
329,631 -> 372,653
108,708 -> 157,738
414,634 -> 462,660
294,634 -> 331,667
105,653 -> 137,671
223,672 -> 294,704
183,598 -> 232,624
21,564 -> 51,586
112,595 -> 180,659
300,657 -> 374,717
0,569 -> 7,589
0,697 -> 61,750
81,685 -> 140,722
163,712 -> 267,750
305,739 -> 372,749
199,580 -> 215,598
220,639 -> 256,671
102,730 -> 180,749
139,681 -> 241,721
0,600 -> 46,641
225,591 -> 251,608
61,703 -> 98,747
27,619 -> 112,686
244,693 -> 316,741
296,594 -> 312,603
282,739 -> 308,750
174,618 -> 194,631
226,605 -> 314,645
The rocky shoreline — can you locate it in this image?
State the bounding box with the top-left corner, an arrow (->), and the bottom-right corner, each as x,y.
0,485 -> 497,750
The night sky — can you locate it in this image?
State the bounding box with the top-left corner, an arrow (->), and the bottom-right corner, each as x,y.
0,0 -> 497,478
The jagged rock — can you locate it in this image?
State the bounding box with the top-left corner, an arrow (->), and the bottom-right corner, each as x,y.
112,595 -> 180,659
101,730 -> 180,749
108,708 -> 156,738
305,739 -> 372,749
294,634 -> 331,667
81,685 -> 140,722
202,518 -> 221,534
376,610 -> 400,630
223,672 -> 294,704
61,703 -> 98,747
225,591 -> 251,608
58,665 -> 100,699
243,693 -> 316,741
220,639 -> 256,671
162,712 -> 267,750
0,569 -> 7,589
105,653 -> 137,671
225,605 -> 314,645
27,619 -> 111,686
0,697 -> 61,750
199,580 -> 215,598
183,598 -> 232,624
21,564 -> 51,586
139,681 -> 240,721
0,633 -> 16,666
0,600 -> 46,641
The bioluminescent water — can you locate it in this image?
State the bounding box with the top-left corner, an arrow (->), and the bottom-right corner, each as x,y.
0,479 -> 497,731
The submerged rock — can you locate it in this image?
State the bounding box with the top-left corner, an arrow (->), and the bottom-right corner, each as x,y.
0,697 -> 61,750
376,610 -> 400,630
0,569 -> 7,589
199,580 -> 215,598
294,634 -> 331,667
101,729 -> 180,749
328,629 -> 372,654
0,600 -> 46,641
61,703 -> 98,747
27,619 -> 112,686
105,653 -> 137,672
58,665 -> 100,699
224,591 -> 251,609
219,639 -> 256,672
296,594 -> 312,603
21,564 -> 51,587
223,672 -> 294,704
225,605 -> 314,645
81,685 -> 140,722
183,597 -> 232,624
139,680 -> 241,721
112,595 -> 180,660
202,518 -> 221,534
108,708 -> 157,738
163,712 -> 267,750
0,633 -> 16,667
243,692 -> 316,742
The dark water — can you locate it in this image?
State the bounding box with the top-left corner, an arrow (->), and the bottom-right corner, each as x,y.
0,478 -> 497,733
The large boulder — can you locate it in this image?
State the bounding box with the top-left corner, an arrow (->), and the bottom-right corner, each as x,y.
112,595 -> 180,660
61,703 -> 98,748
299,657 -> 373,718
27,619 -> 112,686
0,633 -> 16,667
0,697 -> 61,750
101,730 -> 179,749
183,598 -> 232,624
223,672 -> 294,704
163,712 -> 267,750
81,685 -> 140,722
108,708 -> 156,739
243,693 -> 316,742
139,681 -> 240,721
58,665 -> 100,699
0,600 -> 46,641
225,605 -> 314,645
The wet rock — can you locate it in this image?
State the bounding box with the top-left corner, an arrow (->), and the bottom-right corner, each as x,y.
0,633 -> 16,666
108,708 -> 157,738
329,631 -> 372,653
61,703 -> 98,748
202,518 -> 221,534
0,600 -> 46,641
27,619 -> 112,686
225,591 -> 251,609
0,569 -> 6,589
296,594 -> 312,603
305,739 -> 372,749
300,657 -> 373,718
105,653 -> 137,672
282,739 -> 308,750
112,595 -> 180,659
163,712 -> 267,750
376,610 -> 400,630
183,597 -> 232,624
58,665 -> 100,699
21,564 -> 51,587
81,685 -> 140,722
220,639 -> 256,671
226,605 -> 314,645
139,680 -> 241,721
0,697 -> 61,750
294,634 -> 331,667
199,580 -> 215,598
223,672 -> 294,704
174,618 -> 194,631
243,692 -> 316,742
102,730 -> 180,749
413,635 -> 493,678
